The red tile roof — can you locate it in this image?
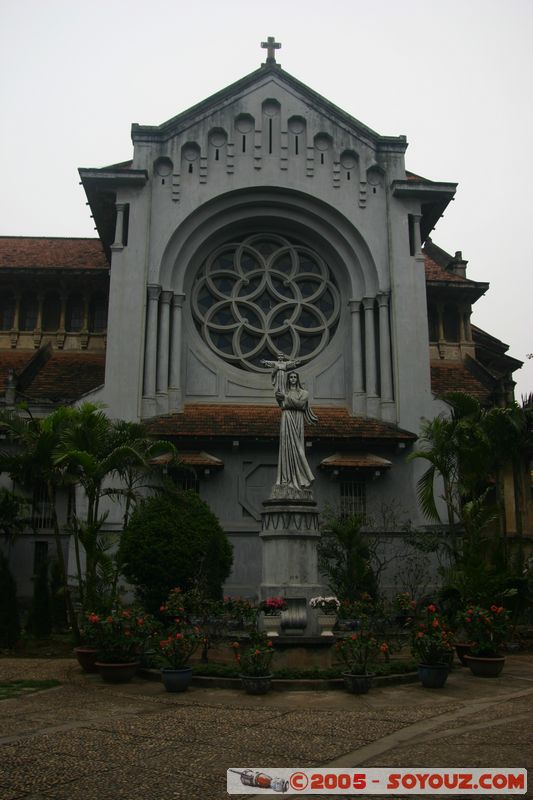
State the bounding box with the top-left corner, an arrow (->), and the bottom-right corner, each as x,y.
1,349 -> 106,402
24,352 -> 105,401
424,252 -> 469,283
145,405 -> 416,442
0,237 -> 109,269
430,361 -> 493,401
151,450 -> 224,468
319,452 -> 392,469
0,351 -> 35,390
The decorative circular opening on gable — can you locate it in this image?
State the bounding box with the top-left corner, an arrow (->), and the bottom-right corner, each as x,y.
235,114 -> 254,133
154,156 -> 173,177
262,98 -> 281,117
191,234 -> 340,372
208,129 -> 227,148
288,116 -> 305,134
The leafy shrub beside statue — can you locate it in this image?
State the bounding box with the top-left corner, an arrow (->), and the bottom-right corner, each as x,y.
119,489 -> 233,614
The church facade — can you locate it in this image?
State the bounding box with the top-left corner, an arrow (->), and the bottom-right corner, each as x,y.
0,45 -> 521,598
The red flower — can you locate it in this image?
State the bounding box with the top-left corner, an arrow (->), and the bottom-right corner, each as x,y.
432,619 -> 439,628
427,604 -> 436,613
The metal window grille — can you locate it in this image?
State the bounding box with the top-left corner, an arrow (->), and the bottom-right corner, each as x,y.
32,484 -> 54,530
168,467 -> 199,493
340,481 -> 366,518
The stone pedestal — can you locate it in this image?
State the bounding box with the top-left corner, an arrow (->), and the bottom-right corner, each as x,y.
260,496 -> 325,636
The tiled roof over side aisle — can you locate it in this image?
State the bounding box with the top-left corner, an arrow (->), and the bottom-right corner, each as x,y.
0,237 -> 108,269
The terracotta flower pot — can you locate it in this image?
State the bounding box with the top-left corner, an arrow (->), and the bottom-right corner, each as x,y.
74,647 -> 98,673
342,672 -> 375,694
464,654 -> 505,677
455,642 -> 472,667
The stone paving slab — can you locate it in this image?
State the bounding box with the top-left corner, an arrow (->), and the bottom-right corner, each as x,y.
1,655 -> 532,800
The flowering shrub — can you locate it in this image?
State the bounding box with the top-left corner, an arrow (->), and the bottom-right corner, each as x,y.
460,604 -> 510,657
158,627 -> 200,669
309,596 -> 340,614
259,596 -> 287,615
86,608 -> 155,663
157,587 -> 202,668
222,596 -> 257,628
410,603 -> 455,665
231,633 -> 274,676
335,632 -> 389,674
159,586 -> 186,620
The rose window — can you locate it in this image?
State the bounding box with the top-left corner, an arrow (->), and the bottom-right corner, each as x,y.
191,234 -> 340,371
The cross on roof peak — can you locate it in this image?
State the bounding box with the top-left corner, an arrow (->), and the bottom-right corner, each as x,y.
261,36 -> 281,65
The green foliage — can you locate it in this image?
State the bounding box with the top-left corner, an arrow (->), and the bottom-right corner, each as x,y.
0,489 -> 28,544
119,490 -> 233,614
0,550 -> 20,648
317,513 -> 378,601
461,604 -> 510,657
231,634 -> 274,676
27,559 -> 52,638
408,602 -> 455,665
85,607 -> 157,663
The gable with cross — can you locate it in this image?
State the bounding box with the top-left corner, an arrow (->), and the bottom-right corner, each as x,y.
261,36 -> 281,65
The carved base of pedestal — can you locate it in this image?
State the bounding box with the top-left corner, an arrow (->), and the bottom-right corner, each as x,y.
260,496 -> 326,637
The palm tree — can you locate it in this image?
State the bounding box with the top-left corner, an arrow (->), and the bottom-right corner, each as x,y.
54,404 -> 176,611
0,406 -> 80,639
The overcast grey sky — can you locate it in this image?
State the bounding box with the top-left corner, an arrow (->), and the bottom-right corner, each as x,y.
1,0 -> 532,398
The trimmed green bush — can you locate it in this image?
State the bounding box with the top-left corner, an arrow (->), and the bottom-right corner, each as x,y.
119,490 -> 233,614
0,550 -> 21,648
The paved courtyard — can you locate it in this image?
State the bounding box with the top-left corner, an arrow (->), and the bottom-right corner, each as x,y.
0,655 -> 532,799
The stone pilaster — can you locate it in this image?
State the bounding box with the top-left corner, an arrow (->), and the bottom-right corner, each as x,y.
169,293 -> 185,410
377,292 -> 395,421
143,284 -> 161,399
111,203 -> 126,251
362,296 -> 379,415
349,299 -> 365,413
156,290 -> 173,395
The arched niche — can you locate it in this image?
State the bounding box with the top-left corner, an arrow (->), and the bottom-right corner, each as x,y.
288,116 -> 306,158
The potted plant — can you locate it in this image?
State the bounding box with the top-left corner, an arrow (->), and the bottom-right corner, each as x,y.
74,612 -> 101,673
157,586 -> 201,690
335,632 -> 389,694
222,596 -> 257,630
461,604 -> 510,677
309,595 -> 340,636
410,603 -> 455,688
157,626 -> 200,692
334,596 -> 389,693
259,596 -> 287,637
89,607 -> 148,683
231,633 -> 275,694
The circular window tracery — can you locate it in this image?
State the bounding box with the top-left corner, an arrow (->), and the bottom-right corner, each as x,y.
191,234 -> 340,372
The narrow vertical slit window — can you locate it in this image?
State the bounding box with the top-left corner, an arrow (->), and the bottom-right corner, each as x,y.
242,135 -> 246,153
320,153 -> 324,165
295,136 -> 299,155
269,118 -> 273,154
